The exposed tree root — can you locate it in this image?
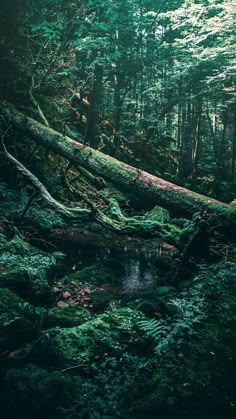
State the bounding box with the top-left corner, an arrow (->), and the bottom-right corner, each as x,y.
1,139 -> 182,245
2,102 -> 236,235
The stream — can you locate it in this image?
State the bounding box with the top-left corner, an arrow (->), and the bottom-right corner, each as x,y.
58,234 -> 176,298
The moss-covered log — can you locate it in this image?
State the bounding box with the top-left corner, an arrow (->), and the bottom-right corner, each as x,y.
2,103 -> 236,232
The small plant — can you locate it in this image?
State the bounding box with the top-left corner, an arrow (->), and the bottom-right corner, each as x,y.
139,287 -> 206,355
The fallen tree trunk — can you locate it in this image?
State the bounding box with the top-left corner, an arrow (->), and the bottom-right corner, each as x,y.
2,103 -> 236,232
1,134 -> 182,244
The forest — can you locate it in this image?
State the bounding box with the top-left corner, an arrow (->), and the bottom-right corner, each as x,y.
0,0 -> 235,418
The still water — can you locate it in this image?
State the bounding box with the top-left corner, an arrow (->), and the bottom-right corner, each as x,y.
61,235 -> 175,298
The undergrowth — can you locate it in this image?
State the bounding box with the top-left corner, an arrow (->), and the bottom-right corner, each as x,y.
139,263 -> 236,355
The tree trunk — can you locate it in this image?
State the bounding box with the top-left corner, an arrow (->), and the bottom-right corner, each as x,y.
1,103 -> 236,232
85,63 -> 103,147
231,103 -> 236,185
191,101 -> 202,189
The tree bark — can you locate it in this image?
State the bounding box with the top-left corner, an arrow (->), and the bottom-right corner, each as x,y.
85,63 -> 103,147
1,103 -> 236,232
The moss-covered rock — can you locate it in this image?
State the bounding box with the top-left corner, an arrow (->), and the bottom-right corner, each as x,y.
1,364 -> 81,419
5,234 -> 39,254
0,261 -> 52,305
65,262 -> 122,287
0,235 -> 56,304
44,305 -> 93,328
0,264 -> 33,291
0,288 -> 39,350
36,308 -> 148,367
89,289 -> 113,308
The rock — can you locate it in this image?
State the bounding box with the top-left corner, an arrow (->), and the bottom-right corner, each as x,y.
0,264 -> 52,305
44,305 -> 92,328
0,235 -> 55,305
0,288 -> 39,350
90,289 -> 113,308
5,234 -> 39,254
36,308 -> 146,367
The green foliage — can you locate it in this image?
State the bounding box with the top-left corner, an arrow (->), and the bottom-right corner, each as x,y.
0,288 -> 39,349
0,233 -> 7,251
38,308 -> 148,367
59,353 -> 151,419
1,353 -> 151,419
0,235 -> 56,304
1,1 -> 236,417
64,262 -> 123,287
2,364 -> 81,419
26,205 -> 66,231
1,0 -> 236,187
0,256 -> 235,419
139,294 -> 206,355
139,262 -> 236,355
31,21 -> 63,40
44,305 -> 92,328
0,181 -> 65,231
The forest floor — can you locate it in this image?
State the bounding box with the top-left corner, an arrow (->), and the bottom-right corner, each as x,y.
0,172 -> 236,419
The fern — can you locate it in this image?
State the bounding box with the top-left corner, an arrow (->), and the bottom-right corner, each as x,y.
139,294 -> 206,355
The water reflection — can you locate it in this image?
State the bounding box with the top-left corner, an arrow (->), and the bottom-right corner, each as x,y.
121,258 -> 158,296
60,236 -> 175,297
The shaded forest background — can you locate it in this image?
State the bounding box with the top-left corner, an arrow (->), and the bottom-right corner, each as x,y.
0,0 -> 235,199
0,2 -> 236,419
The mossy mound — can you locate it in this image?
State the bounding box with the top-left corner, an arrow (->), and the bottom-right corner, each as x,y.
44,305 -> 93,328
0,288 -> 39,350
90,288 -> 113,308
0,235 -> 56,304
36,308 -> 148,367
64,261 -> 123,287
1,364 -> 81,419
5,234 -> 39,254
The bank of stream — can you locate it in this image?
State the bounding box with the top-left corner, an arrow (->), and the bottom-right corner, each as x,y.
53,233 -> 176,305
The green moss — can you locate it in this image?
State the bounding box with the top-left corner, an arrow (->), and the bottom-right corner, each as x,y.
39,308 -> 147,367
0,233 -> 7,251
45,305 -> 92,328
90,289 -> 112,307
131,263 -> 236,418
0,264 -> 30,290
0,288 -> 39,349
5,234 -> 39,254
144,206 -> 170,223
64,262 -> 122,287
0,236 -> 55,304
2,365 -> 81,419
156,286 -> 177,296
0,287 -> 26,311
